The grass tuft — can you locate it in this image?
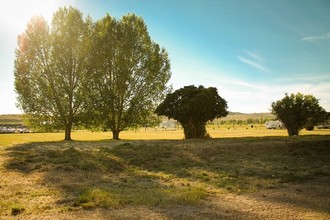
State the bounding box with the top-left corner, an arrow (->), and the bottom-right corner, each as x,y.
77,188 -> 120,209
11,204 -> 25,216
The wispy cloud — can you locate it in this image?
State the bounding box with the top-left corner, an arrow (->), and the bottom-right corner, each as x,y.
302,32 -> 330,42
225,78 -> 330,113
244,50 -> 263,62
221,78 -> 262,89
276,73 -> 330,84
237,55 -> 269,73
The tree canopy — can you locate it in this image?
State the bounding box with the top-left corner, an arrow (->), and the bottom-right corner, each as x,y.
15,7 -> 171,140
155,85 -> 228,139
271,93 -> 328,136
86,13 -> 171,139
14,7 -> 92,140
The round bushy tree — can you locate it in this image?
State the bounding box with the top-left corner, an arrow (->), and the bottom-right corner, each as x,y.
271,93 -> 328,136
155,85 -> 228,139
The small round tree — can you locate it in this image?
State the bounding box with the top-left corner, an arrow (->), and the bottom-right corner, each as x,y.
271,93 -> 328,136
155,85 -> 228,139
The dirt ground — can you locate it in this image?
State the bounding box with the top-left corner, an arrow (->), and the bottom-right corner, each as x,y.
0,136 -> 329,219
1,178 -> 328,220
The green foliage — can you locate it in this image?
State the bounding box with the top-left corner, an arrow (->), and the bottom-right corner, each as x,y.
14,7 -> 179,141
85,13 -> 171,139
155,85 -> 228,138
14,7 -> 93,140
271,93 -> 328,136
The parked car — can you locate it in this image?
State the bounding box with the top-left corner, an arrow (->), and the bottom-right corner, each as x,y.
316,124 -> 330,129
16,128 -> 30,133
265,120 -> 284,129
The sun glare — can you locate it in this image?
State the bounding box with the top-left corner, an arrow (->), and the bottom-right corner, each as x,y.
0,0 -> 70,33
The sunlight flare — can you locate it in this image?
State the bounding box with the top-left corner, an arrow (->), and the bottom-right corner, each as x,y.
0,0 -> 70,32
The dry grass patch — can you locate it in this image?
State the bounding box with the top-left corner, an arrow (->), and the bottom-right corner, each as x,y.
0,135 -> 329,219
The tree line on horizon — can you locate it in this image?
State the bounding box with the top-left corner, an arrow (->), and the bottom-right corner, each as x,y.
14,7 -> 328,140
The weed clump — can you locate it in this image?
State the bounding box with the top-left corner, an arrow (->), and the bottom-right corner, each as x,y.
76,188 -> 120,209
11,204 -> 25,216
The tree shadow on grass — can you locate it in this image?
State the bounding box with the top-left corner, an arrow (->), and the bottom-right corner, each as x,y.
2,136 -> 330,218
110,136 -> 330,214
3,140 -> 216,218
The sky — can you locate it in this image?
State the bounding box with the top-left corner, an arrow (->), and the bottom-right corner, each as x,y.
1,0 -> 330,114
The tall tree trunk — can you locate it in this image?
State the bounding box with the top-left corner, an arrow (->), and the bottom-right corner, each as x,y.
287,126 -> 299,136
183,120 -> 208,139
112,130 -> 120,140
64,124 -> 72,140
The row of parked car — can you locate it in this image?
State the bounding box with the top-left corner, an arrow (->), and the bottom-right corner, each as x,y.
265,121 -> 330,130
316,124 -> 330,129
0,127 -> 30,133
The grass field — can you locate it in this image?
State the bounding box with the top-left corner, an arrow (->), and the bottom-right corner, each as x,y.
0,129 -> 329,219
1,126 -> 330,147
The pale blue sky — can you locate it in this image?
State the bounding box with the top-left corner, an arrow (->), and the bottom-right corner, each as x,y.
1,0 -> 330,114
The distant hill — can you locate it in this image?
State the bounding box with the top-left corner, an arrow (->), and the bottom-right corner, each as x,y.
0,114 -> 24,126
0,112 -> 276,126
220,112 -> 275,121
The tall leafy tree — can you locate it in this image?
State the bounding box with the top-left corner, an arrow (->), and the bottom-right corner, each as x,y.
88,14 -> 171,139
271,93 -> 328,136
14,7 -> 92,140
155,85 -> 228,139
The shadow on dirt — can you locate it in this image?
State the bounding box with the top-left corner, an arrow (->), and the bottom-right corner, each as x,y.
3,136 -> 330,218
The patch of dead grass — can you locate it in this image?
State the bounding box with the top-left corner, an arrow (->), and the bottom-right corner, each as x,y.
0,135 -> 329,219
